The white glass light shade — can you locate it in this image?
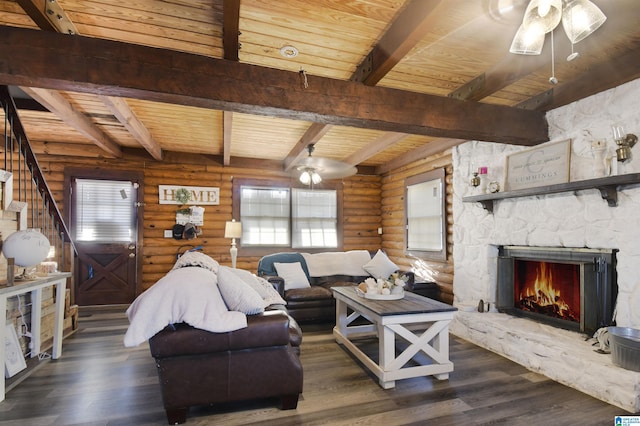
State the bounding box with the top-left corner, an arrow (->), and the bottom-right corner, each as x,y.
224,220 -> 242,239
522,0 -> 562,33
299,170 -> 311,185
1,229 -> 51,267
510,23 -> 545,55
562,0 -> 607,44
311,171 -> 322,184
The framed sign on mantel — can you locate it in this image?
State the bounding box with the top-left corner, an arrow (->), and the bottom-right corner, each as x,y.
504,139 -> 571,191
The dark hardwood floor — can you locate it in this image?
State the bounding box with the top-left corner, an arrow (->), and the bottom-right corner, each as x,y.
0,306 -> 625,425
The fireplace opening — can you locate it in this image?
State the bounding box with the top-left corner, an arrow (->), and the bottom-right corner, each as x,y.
515,260 -> 580,324
497,246 -> 617,335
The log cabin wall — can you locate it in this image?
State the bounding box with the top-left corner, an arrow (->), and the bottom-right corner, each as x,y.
380,151 -> 454,304
33,152 -> 383,294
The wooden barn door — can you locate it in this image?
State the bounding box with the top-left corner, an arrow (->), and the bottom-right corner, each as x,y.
65,169 -> 144,306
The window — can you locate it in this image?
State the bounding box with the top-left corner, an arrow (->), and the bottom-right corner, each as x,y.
75,178 -> 135,242
240,186 -> 290,246
238,181 -> 339,249
405,168 -> 446,260
292,189 -> 337,248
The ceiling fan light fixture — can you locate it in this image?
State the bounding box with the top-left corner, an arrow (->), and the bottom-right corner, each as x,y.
299,170 -> 312,185
311,171 -> 322,185
561,0 -> 607,44
522,0 -> 562,33
510,23 -> 545,55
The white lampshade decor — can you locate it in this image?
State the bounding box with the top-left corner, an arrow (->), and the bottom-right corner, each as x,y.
224,219 -> 242,268
2,229 -> 51,279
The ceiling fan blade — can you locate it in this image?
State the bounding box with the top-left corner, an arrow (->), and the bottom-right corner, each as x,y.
293,156 -> 357,179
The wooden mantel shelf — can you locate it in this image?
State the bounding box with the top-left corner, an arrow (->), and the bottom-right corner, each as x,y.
462,173 -> 640,212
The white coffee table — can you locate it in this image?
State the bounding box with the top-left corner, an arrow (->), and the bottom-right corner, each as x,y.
332,286 -> 457,389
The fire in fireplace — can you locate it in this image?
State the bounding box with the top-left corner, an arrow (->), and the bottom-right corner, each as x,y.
515,260 -> 580,324
497,246 -> 617,335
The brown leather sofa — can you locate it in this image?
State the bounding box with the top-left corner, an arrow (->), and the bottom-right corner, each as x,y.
257,252 -> 415,323
148,308 -> 303,425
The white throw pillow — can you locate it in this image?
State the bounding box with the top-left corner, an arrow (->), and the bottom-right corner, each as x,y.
274,262 -> 311,290
363,249 -> 398,279
217,266 -> 265,315
227,267 -> 287,306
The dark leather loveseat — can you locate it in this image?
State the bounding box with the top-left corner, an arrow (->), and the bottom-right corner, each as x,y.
148,308 -> 303,425
257,251 -> 415,323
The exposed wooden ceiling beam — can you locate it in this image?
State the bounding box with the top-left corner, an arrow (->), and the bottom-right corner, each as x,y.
99,95 -> 162,160
223,111 -> 233,166
0,26 -> 548,145
21,87 -> 122,158
543,43 -> 640,111
376,138 -> 464,175
352,0 -> 449,86
16,1 -> 162,160
285,0 -> 460,170
223,0 -> 241,61
283,123 -> 333,171
343,132 -> 407,166
221,0 -> 241,165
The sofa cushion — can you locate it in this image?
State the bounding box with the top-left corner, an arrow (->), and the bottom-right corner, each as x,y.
275,262 -> 311,290
363,249 -> 398,279
226,267 -> 287,306
217,266 -> 266,315
285,286 -> 332,301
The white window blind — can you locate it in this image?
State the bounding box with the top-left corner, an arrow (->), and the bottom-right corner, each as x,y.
407,179 -> 443,251
75,179 -> 134,242
292,188 -> 337,248
240,187 -> 290,246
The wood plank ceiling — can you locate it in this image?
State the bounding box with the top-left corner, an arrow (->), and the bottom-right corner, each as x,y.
1,0 -> 639,176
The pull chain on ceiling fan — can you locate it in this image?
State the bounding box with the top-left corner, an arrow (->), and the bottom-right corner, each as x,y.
294,145 -> 357,186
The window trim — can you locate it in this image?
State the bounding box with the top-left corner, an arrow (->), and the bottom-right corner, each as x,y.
232,177 -> 344,256
404,167 -> 447,260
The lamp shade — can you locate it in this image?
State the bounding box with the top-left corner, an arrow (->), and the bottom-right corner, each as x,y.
561,0 -> 607,44
2,229 -> 51,267
510,23 -> 545,55
224,220 -> 242,239
522,0 -> 562,34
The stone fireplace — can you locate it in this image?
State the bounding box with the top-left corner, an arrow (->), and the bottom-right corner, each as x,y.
496,246 -> 617,335
448,78 -> 640,412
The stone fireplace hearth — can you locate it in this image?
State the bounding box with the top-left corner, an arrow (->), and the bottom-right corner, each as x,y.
450,78 -> 640,413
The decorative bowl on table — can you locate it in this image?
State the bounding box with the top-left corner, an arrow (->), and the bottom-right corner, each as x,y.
356,275 -> 407,300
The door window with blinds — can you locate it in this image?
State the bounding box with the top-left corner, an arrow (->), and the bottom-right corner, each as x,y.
405,168 -> 446,260
74,179 -> 136,242
240,185 -> 338,248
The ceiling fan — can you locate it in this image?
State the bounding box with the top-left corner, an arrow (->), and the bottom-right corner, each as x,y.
293,145 -> 357,185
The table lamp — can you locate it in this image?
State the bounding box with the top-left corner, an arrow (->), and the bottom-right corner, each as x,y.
2,229 -> 51,283
224,219 -> 242,268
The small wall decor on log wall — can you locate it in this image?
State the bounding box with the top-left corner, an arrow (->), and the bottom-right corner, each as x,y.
158,185 -> 220,205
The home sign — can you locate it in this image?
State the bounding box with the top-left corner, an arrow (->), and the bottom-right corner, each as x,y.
159,185 -> 220,205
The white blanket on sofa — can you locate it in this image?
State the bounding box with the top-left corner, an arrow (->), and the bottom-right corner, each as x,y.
302,250 -> 371,277
123,266 -> 247,347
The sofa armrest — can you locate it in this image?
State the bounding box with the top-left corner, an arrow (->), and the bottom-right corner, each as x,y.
264,275 -> 285,297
